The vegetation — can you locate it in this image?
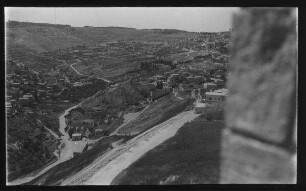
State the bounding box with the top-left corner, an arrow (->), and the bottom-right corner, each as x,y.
117,94 -> 194,135
203,109 -> 224,121
7,115 -> 59,181
26,135 -> 123,185
59,79 -> 108,102
7,20 -> 72,28
112,116 -> 225,185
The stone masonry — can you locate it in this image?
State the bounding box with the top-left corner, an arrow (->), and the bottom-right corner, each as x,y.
221,8 -> 297,183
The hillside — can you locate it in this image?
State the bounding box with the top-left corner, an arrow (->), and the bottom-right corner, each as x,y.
80,79 -> 154,111
25,135 -> 125,186
7,115 -> 59,182
111,116 -> 225,185
25,95 -> 194,185
116,94 -> 194,135
6,21 -> 198,55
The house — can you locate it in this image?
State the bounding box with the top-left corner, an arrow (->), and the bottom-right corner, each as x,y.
204,89 -> 228,108
203,82 -> 217,92
214,79 -> 225,87
72,133 -> 82,141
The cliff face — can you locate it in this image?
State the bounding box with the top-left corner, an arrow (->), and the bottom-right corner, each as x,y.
221,8 -> 297,183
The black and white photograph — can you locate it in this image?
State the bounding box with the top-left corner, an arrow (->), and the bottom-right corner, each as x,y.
5,7 -> 297,185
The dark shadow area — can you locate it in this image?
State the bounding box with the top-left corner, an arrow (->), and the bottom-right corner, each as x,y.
111,115 -> 224,185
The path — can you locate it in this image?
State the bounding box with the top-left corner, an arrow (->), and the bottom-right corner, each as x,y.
70,63 -> 85,76
70,63 -> 111,83
186,49 -> 196,57
62,109 -> 199,185
37,119 -> 60,139
7,104 -> 80,185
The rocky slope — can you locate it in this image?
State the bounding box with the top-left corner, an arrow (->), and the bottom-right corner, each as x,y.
80,79 -> 155,111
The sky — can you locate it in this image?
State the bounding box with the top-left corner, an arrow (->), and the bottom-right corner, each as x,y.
5,7 -> 239,32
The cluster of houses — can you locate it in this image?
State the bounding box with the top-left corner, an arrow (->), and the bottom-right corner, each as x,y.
5,60 -> 72,117
135,65 -> 228,114
45,35 -> 229,82
194,88 -> 229,114
6,58 -> 106,119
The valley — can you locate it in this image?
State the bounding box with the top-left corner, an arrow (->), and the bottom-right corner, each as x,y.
6,20 -> 230,185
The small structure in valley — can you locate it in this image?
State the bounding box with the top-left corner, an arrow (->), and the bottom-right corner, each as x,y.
71,133 -> 82,141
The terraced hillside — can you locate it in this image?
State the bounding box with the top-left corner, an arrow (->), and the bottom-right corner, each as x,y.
6,21 -> 198,55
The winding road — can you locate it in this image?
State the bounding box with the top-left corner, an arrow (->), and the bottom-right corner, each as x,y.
8,104 -> 80,185
70,63 -> 111,83
61,108 -> 199,185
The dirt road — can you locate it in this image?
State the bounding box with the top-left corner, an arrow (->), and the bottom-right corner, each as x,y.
8,104 -> 79,185
62,109 -> 199,185
70,63 -> 111,83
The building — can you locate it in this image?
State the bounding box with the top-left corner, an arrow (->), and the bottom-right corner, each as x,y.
215,79 -> 225,87
203,82 -> 217,92
211,78 -> 225,87
204,88 -> 228,108
72,133 -> 82,141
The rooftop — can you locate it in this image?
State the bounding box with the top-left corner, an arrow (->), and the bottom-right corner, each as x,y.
195,102 -> 206,108
72,133 -> 82,136
206,88 -> 228,96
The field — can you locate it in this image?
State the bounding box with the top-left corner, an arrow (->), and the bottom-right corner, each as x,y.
117,94 -> 194,135
111,116 -> 225,185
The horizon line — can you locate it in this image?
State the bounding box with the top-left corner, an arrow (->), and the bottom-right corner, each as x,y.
6,20 -> 232,33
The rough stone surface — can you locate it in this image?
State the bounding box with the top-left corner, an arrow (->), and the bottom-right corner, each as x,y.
226,8 -> 297,144
220,8 -> 297,184
220,129 -> 296,184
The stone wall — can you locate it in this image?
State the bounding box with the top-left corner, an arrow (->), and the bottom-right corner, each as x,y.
221,8 -> 297,183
